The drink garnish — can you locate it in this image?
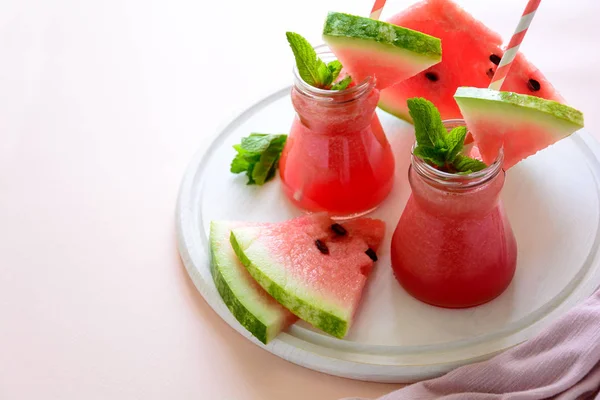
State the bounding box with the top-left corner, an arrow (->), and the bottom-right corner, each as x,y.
230,133 -> 287,185
408,97 -> 487,174
286,32 -> 352,90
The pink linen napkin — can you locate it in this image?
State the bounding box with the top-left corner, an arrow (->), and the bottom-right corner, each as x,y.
347,290 -> 600,400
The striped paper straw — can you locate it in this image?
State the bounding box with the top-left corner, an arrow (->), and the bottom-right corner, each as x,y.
489,0 -> 542,90
370,0 -> 387,20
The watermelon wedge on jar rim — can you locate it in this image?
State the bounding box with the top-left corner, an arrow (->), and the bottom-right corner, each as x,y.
322,12 -> 442,90
455,87 -> 584,169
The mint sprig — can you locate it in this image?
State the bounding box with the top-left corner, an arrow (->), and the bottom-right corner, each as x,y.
327,60 -> 343,81
445,126 -> 468,162
285,32 -> 326,87
231,133 -> 287,185
286,32 -> 352,90
453,155 -> 487,174
407,98 -> 487,174
408,97 -> 447,149
413,145 -> 446,167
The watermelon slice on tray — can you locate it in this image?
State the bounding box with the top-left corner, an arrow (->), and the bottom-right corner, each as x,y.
322,12 -> 442,90
454,87 -> 584,169
378,0 -> 564,122
230,214 -> 385,339
210,221 -> 297,344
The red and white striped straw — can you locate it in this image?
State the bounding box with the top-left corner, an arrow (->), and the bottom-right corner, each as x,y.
489,0 -> 542,90
370,0 -> 387,20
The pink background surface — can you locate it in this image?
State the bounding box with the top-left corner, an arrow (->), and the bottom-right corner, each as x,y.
1,0 -> 599,399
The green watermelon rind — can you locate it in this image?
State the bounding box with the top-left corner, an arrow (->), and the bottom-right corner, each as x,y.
454,87 -> 584,128
323,12 -> 442,60
230,230 -> 349,339
210,221 -> 288,344
210,247 -> 269,343
378,101 -> 413,123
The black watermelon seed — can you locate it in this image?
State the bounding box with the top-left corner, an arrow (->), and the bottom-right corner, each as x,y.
489,54 -> 501,65
527,79 -> 541,91
315,239 -> 329,255
330,223 -> 347,236
425,72 -> 439,82
486,68 -> 495,79
365,248 -> 378,262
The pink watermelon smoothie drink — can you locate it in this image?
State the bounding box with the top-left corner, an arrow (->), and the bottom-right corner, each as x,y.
279,48 -> 395,217
391,88 -> 584,309
391,119 -> 517,308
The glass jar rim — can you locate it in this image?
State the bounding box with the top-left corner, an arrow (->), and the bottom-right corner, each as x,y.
292,44 -> 375,103
411,119 -> 504,190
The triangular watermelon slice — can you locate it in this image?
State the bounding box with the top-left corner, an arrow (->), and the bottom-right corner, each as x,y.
322,12 -> 442,90
230,214 -> 385,338
210,221 -> 297,344
454,87 -> 584,169
378,0 -> 563,121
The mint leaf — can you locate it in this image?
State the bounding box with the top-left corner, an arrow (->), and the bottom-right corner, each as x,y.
241,134 -> 273,153
286,32 -> 353,90
317,60 -> 333,88
453,155 -> 487,173
331,75 -> 352,91
231,133 -> 288,185
445,126 -> 467,163
414,145 -> 446,167
245,163 -> 256,185
251,135 -> 287,184
230,153 -> 249,173
286,32 -> 323,87
327,60 -> 343,81
230,144 -> 260,172
252,148 -> 280,185
407,98 -> 446,150
265,154 -> 281,182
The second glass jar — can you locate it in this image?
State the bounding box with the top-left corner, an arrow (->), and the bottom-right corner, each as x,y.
390,120 -> 517,308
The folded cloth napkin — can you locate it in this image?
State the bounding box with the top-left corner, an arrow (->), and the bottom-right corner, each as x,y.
347,290 -> 600,400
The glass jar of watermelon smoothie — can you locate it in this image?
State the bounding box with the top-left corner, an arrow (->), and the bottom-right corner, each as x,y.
279,48 -> 395,218
390,120 -> 517,308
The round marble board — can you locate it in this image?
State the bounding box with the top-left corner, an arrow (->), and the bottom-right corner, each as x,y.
176,87 -> 600,383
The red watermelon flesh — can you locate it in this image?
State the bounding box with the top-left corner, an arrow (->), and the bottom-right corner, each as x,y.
230,214 -> 385,338
378,0 -> 564,122
503,53 -> 559,100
